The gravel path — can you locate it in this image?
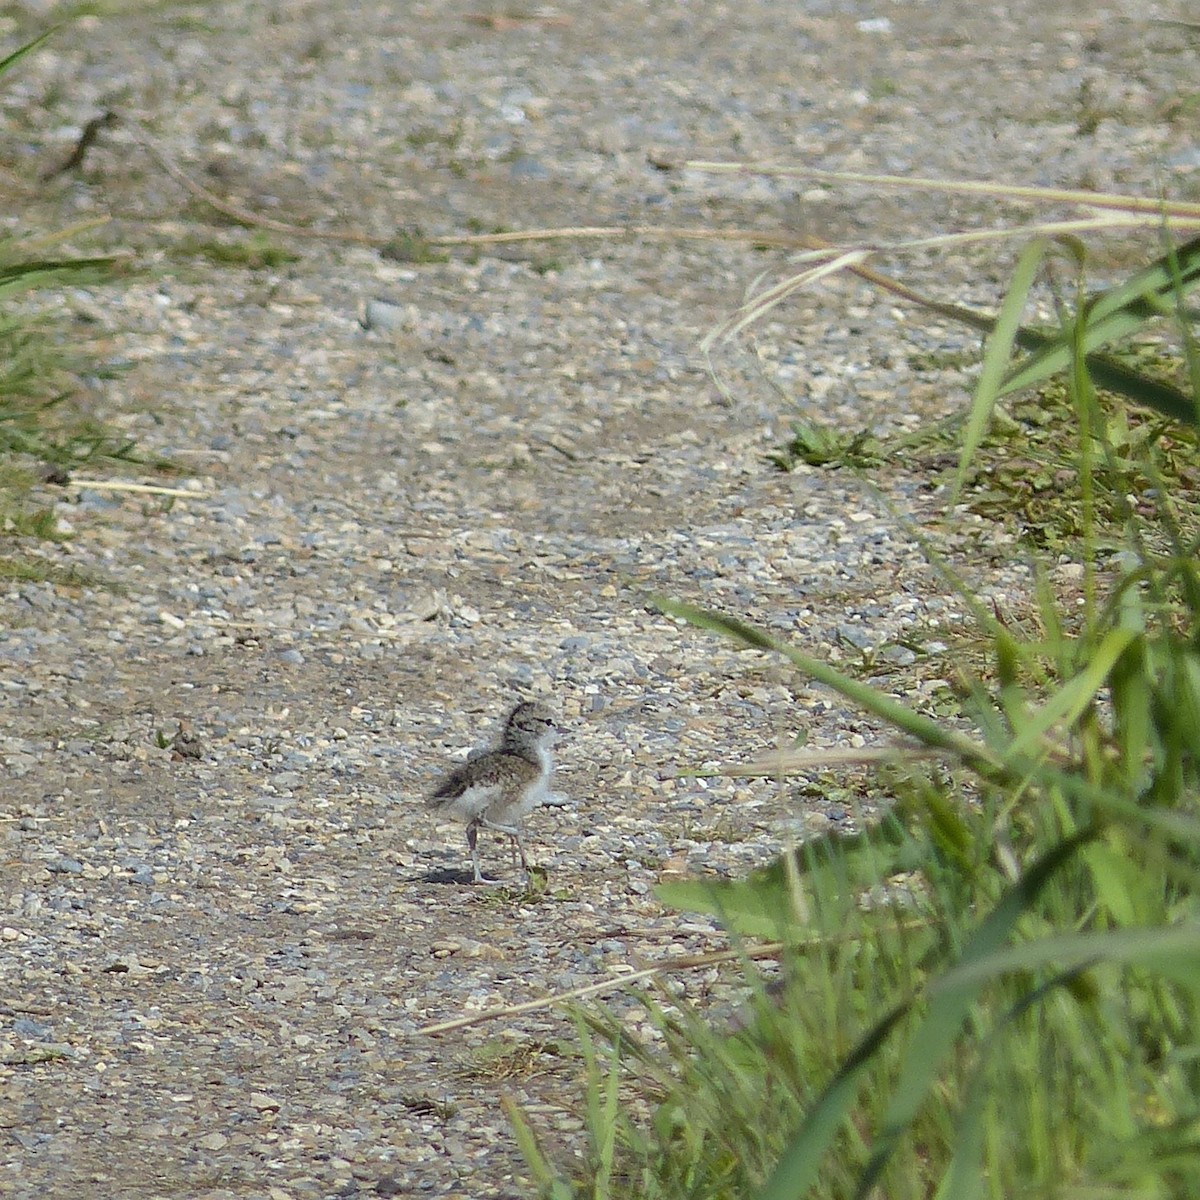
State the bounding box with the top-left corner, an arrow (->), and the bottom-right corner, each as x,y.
1,2 -> 1193,1196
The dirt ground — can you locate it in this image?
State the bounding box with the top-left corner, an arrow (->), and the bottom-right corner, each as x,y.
1,2 -> 1194,1196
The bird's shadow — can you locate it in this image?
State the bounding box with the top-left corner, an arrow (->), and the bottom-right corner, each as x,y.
413,843 -> 535,885
410,864 -> 541,888
414,866 -> 484,885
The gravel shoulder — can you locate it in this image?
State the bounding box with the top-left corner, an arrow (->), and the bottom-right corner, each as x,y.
1,2 -> 1194,1196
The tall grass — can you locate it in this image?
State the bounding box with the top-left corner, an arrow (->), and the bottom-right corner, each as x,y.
512,230 -> 1200,1197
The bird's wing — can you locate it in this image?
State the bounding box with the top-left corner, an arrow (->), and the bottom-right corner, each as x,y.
428,763 -> 505,819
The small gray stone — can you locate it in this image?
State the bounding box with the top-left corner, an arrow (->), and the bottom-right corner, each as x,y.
361,298 -> 409,332
46,857 -> 84,875
509,155 -> 548,179
836,624 -> 876,651
13,1017 -> 52,1039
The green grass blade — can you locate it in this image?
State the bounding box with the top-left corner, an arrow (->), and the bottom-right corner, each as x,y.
654,598 -> 1001,774
953,238 -> 1048,501
0,258 -> 118,300
933,923 -> 1200,993
997,236 -> 1200,425
657,812 -> 928,938
853,826 -> 1096,1198
0,27 -> 58,79
1078,233 -> 1200,324
1005,625 -> 1139,761
1162,227 -> 1200,417
1064,351 -> 1200,425
934,963 -> 1095,1200
874,271 -> 1198,423
593,1036 -> 623,1200
502,1094 -> 576,1200
756,1002 -> 910,1200
931,1089 -> 986,1200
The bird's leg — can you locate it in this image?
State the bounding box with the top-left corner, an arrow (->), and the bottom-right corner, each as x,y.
511,829 -> 530,874
466,822 -> 485,884
479,818 -> 530,878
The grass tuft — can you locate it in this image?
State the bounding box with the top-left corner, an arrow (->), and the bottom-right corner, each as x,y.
1,31 -> 154,559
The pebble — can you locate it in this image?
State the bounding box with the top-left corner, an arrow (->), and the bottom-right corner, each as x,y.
13,1018 -> 52,1039
46,857 -> 84,875
361,298 -> 409,332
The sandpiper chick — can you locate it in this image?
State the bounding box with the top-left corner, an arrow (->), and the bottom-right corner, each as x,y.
428,700 -> 559,883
